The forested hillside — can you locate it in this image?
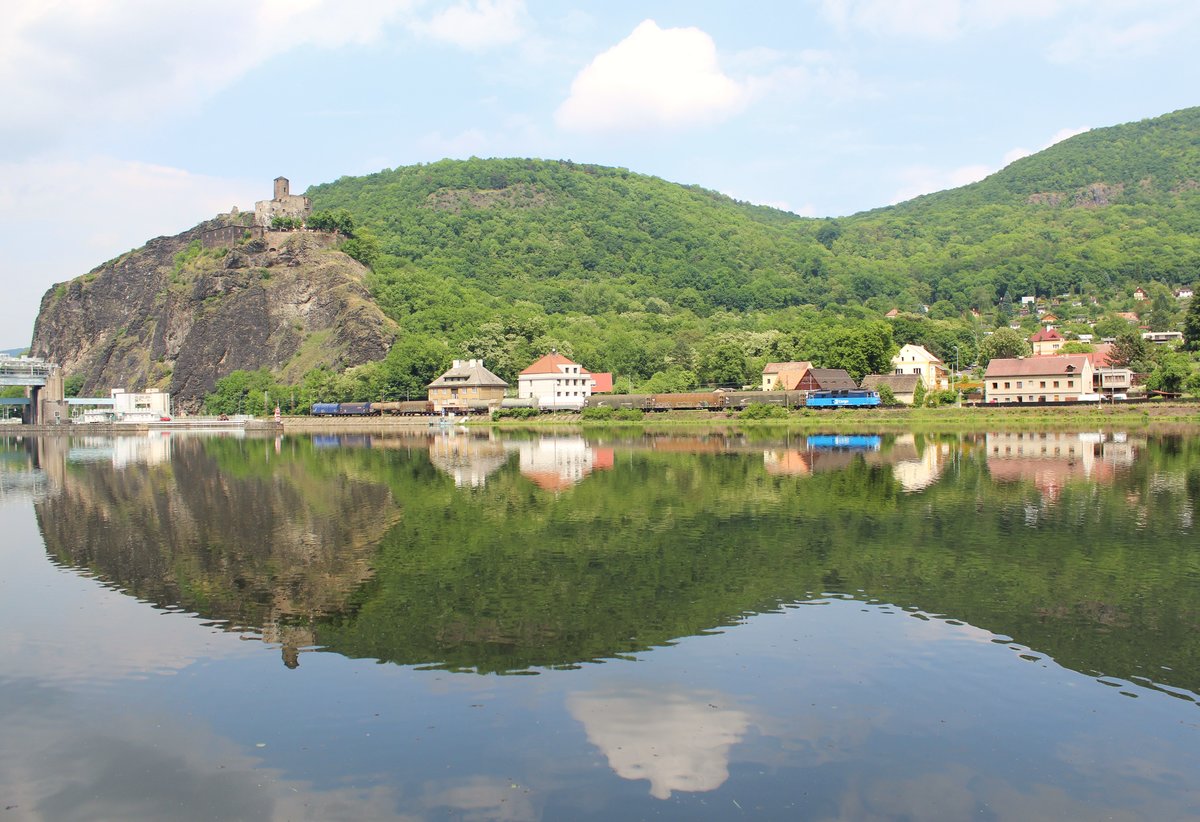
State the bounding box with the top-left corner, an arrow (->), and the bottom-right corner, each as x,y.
36,106 -> 1200,410
271,106 -> 1199,404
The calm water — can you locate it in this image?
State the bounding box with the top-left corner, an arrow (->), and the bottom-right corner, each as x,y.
1,428 -> 1198,821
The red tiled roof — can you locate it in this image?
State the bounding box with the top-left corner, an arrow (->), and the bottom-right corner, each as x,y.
984,355 -> 1089,378
1085,343 -> 1114,368
590,372 -> 613,393
1029,328 -> 1063,342
520,352 -> 579,375
763,361 -> 811,374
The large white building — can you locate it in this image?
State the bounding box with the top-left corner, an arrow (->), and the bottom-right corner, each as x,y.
518,352 -> 595,410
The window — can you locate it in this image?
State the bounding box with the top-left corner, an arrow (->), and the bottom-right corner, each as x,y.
1067,381 -> 1074,388
992,382 -> 998,389
1053,381 -> 1060,388
1040,381 -> 1046,388
1004,382 -> 1010,389
1017,381 -> 1023,389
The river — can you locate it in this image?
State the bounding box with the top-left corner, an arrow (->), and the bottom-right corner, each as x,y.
0,428 -> 1197,820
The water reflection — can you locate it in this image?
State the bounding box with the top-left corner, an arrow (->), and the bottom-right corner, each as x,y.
13,429 -> 1200,699
568,688 -> 750,799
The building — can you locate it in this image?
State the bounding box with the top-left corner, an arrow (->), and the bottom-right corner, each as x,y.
1029,327 -> 1065,356
254,176 -> 312,227
518,351 -> 596,411
1175,287 -> 1194,300
891,344 -> 948,391
860,373 -> 920,405
1142,330 -> 1183,345
984,355 -> 1094,403
1133,286 -> 1148,301
109,389 -> 172,422
794,368 -> 857,392
761,361 -> 812,391
427,359 -> 508,413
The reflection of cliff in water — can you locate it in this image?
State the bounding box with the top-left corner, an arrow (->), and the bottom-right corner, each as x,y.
34,436 -> 401,667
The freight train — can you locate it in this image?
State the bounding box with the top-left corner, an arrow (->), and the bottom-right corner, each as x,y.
310,389 -> 880,417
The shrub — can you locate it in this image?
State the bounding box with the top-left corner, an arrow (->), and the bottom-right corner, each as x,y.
580,405 -> 615,421
492,406 -> 539,420
613,408 -> 645,421
876,385 -> 899,407
740,402 -> 788,419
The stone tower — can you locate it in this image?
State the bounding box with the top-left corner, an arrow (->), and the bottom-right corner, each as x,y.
255,176 -> 311,227
274,176 -> 289,200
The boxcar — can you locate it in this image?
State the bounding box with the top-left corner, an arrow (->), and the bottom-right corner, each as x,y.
586,394 -> 651,410
648,392 -> 723,410
374,400 -> 434,415
337,402 -> 377,416
805,390 -> 881,408
720,390 -> 804,409
311,402 -> 340,416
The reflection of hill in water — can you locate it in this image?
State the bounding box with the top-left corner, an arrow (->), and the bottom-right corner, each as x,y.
34,436 -> 401,665
314,434 -> 1199,699
28,431 -> 1200,698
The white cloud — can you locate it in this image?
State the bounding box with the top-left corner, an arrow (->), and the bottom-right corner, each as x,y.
1002,125 -> 1089,165
410,0 -> 527,50
0,0 -> 416,156
416,127 -> 492,158
0,155 -> 261,343
893,124 -> 1092,203
555,20 -> 746,134
891,163 -> 993,203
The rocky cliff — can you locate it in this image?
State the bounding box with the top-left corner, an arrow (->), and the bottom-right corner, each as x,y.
30,218 -> 397,411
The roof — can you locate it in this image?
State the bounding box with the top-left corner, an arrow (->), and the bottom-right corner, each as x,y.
895,344 -> 944,365
1029,328 -> 1064,342
984,355 -> 1090,378
860,374 -> 920,393
885,308 -> 900,317
520,352 -> 580,376
428,359 -> 508,389
763,361 -> 811,374
806,369 -> 858,390
1085,343 -> 1114,368
590,372 -> 613,393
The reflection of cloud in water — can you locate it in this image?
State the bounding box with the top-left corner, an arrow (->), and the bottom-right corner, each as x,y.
567,687 -> 750,799
0,679 -> 413,822
422,775 -> 537,822
820,764 -> 1153,822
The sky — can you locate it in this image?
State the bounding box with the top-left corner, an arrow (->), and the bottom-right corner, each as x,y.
3,0 -> 1199,346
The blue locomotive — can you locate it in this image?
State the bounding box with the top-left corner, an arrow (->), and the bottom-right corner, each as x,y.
804,390 -> 881,408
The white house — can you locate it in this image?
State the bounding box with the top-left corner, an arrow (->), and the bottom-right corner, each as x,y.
891,344 -> 949,392
518,351 -> 595,411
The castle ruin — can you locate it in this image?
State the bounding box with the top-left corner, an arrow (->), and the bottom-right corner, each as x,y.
254,176 -> 312,227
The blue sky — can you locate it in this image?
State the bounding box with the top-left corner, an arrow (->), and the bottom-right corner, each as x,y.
3,0 -> 1199,344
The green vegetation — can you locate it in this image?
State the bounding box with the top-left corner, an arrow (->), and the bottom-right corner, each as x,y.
190,107 -> 1200,405
740,402 -> 788,419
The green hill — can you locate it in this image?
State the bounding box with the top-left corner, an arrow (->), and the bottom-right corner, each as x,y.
33,106 -> 1200,406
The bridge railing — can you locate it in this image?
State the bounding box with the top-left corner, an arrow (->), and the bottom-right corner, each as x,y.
0,357 -> 53,383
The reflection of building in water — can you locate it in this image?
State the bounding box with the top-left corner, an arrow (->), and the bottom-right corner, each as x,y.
986,431 -> 1136,501
111,433 -> 172,469
428,433 -> 511,487
516,436 -> 614,491
763,436 -> 879,477
891,434 -> 949,493
568,688 -> 750,800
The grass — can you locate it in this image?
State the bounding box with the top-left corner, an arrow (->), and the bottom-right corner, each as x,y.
481,402 -> 1199,433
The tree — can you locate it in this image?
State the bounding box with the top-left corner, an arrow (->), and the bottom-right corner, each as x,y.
1146,352 -> 1192,395
1183,297 -> 1200,351
1109,329 -> 1153,371
978,328 -> 1030,366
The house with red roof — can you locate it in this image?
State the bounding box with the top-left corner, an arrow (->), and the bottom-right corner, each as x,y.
984,356 -> 1094,404
761,361 -> 813,391
519,351 -> 601,410
1029,327 -> 1064,356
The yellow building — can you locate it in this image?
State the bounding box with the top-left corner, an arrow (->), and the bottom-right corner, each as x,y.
891,344 -> 948,391
427,359 -> 508,413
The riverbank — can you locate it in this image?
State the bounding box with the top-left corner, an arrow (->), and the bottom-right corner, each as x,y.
483,401 -> 1200,433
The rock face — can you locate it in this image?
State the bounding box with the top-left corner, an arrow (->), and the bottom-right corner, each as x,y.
31,218 -> 397,411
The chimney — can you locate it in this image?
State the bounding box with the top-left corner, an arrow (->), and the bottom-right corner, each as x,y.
452,359 -> 463,369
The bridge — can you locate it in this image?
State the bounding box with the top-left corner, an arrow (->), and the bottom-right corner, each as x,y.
0,356 -> 64,424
